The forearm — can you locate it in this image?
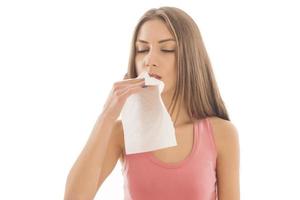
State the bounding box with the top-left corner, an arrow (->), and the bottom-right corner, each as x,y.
64,113 -> 115,200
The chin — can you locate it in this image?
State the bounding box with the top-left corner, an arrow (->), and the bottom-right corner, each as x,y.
161,86 -> 174,94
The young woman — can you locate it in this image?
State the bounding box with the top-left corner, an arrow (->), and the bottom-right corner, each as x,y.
65,6 -> 240,200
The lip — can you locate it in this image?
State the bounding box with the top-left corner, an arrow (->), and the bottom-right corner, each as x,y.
148,73 -> 162,80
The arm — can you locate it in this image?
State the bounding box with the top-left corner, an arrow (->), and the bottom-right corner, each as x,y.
64,77 -> 146,199
210,117 -> 240,200
64,115 -> 123,200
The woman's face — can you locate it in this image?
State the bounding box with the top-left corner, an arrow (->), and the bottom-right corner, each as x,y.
135,19 -> 177,94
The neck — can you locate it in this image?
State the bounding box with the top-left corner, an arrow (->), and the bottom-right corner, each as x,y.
161,92 -> 191,127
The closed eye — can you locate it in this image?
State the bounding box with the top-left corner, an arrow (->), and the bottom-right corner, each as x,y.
161,50 -> 175,53
136,49 -> 148,53
136,49 -> 175,53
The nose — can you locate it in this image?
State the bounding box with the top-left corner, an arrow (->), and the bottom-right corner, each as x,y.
144,64 -> 158,76
144,49 -> 159,68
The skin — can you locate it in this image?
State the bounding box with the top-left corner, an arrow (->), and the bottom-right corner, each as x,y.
135,18 -> 191,126
134,18 -> 240,200
68,18 -> 240,200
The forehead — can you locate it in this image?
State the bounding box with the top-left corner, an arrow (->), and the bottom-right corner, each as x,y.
136,19 -> 174,43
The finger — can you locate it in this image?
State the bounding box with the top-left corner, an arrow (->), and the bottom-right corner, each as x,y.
116,77 -> 145,86
116,79 -> 145,91
119,84 -> 145,98
116,79 -> 145,92
122,73 -> 143,82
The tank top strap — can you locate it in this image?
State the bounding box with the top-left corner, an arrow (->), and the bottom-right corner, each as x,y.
194,117 -> 217,166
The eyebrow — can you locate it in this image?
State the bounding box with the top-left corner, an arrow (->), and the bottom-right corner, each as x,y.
136,38 -> 175,44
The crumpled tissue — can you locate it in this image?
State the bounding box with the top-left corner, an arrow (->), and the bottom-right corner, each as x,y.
120,71 -> 177,154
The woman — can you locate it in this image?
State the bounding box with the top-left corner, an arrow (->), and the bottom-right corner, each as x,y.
64,6 -> 240,200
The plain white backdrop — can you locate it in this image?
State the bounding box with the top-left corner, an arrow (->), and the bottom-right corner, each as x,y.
0,0 -> 299,199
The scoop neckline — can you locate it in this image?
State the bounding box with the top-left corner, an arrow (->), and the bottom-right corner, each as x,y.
146,119 -> 200,169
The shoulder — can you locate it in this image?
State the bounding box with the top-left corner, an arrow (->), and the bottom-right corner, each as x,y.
207,116 -> 240,198
207,116 -> 240,156
112,119 -> 124,147
112,119 -> 125,161
112,119 -> 123,133
104,119 -> 124,157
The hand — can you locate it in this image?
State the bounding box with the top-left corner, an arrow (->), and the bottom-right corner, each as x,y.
100,73 -> 146,121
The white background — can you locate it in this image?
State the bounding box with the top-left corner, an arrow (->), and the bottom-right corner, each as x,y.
0,0 -> 299,199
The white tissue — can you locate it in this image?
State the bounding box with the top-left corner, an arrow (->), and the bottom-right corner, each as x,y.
120,71 -> 177,154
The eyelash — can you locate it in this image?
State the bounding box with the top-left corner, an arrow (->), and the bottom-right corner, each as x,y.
136,49 -> 175,53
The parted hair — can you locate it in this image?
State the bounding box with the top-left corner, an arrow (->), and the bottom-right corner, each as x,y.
126,6 -> 230,124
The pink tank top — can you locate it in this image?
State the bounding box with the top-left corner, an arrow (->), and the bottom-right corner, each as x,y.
121,117 -> 218,200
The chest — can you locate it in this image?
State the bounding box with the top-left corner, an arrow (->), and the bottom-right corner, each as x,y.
151,123 -> 194,164
121,123 -> 194,164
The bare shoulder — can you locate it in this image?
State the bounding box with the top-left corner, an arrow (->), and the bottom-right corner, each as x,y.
112,119 -> 125,162
112,119 -> 123,134
207,116 -> 240,155
112,119 -> 124,146
104,119 -> 124,157
207,116 -> 240,198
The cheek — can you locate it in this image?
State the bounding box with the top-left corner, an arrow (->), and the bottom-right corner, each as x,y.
135,56 -> 143,74
165,66 -> 177,89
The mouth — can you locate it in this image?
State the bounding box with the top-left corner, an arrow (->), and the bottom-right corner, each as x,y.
148,73 -> 162,80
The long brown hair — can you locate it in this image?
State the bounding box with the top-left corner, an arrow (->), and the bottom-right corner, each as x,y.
127,6 -> 230,124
